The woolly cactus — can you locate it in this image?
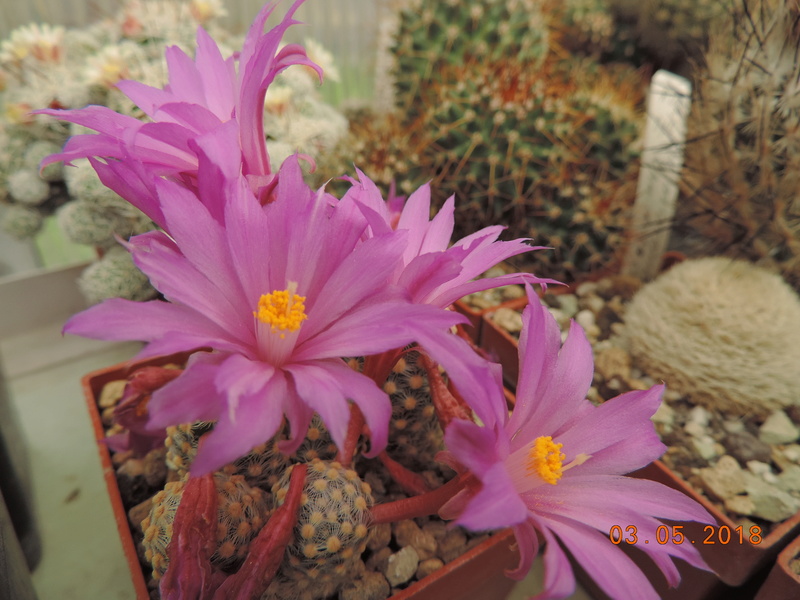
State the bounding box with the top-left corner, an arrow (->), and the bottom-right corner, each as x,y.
77,246 -> 157,304
1,203 -> 43,238
676,0 -> 800,287
141,471 -> 270,580
267,458 -> 373,600
622,257 -> 800,417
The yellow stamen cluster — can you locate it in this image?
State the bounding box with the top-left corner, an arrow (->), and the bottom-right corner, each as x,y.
527,435 -> 565,485
254,286 -> 307,338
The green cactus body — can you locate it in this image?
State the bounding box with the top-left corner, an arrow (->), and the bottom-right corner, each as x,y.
141,471 -> 270,580
78,246 -> 157,304
316,0 -> 646,282
383,351 -> 443,468
267,458 -> 373,600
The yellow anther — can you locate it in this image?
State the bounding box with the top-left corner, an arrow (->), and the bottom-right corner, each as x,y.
526,436 -> 565,485
254,283 -> 307,339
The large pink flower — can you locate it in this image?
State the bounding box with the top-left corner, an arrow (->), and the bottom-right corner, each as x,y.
37,0 -> 320,229
65,149 -> 492,475
441,286 -> 713,599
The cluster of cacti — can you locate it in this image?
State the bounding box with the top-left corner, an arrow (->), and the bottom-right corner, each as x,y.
317,0 -> 646,281
622,257 -> 800,417
116,345 -> 479,599
675,0 -> 800,288
0,1 -> 346,303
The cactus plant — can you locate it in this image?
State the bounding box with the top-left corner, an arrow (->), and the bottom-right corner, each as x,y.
622,257 -> 800,417
676,0 -> 800,288
141,471 -> 270,580
265,459 -> 373,600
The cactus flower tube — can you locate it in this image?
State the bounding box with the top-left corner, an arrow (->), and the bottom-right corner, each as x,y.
440,285 -> 715,600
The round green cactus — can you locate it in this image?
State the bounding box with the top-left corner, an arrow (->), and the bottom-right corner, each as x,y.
77,246 -> 157,304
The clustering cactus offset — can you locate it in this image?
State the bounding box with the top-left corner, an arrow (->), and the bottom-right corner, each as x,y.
676,0 -> 800,288
266,459 -> 373,600
622,257 -> 800,417
77,246 -> 157,304
141,471 -> 270,580
384,352 -> 443,469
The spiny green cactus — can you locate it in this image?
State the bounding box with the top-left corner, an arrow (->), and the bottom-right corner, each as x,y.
383,352 -> 443,468
141,471 -> 270,580
268,458 -> 373,599
676,0 -> 800,288
391,0 -> 550,114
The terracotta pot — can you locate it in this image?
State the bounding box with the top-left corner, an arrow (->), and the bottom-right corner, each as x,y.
754,531 -> 800,600
82,355 -> 521,600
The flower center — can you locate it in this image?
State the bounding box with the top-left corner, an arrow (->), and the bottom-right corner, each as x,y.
526,436 -> 565,485
254,283 -> 307,339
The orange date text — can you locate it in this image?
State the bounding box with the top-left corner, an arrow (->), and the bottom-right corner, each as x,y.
608,524 -> 763,546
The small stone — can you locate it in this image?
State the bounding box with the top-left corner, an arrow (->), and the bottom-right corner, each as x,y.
421,520 -> 447,542
580,294 -> 605,315
367,522 -> 392,551
748,485 -> 800,522
759,411 -> 800,445
555,294 -> 579,318
437,528 -> 467,563
684,421 -> 705,438
782,444 -> 800,463
722,431 -> 772,465
366,546 -> 392,572
575,309 -> 596,332
500,284 -> 526,301
698,455 -> 747,500
778,465 -> 800,491
692,436 -> 720,461
688,406 -> 711,426
384,546 -> 419,587
595,304 -> 623,336
724,495 -> 756,516
650,402 -> 675,425
393,520 -> 437,560
575,281 -> 599,297
663,388 -> 684,403
747,460 -> 775,479
594,347 -> 631,382
491,307 -> 523,334
415,558 -> 444,580
98,379 -> 127,408
340,571 -> 390,600
128,497 -> 153,530
143,447 -> 168,488
723,420 -> 746,434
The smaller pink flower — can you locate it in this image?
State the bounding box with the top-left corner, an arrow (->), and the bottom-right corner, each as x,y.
441,286 -> 714,600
